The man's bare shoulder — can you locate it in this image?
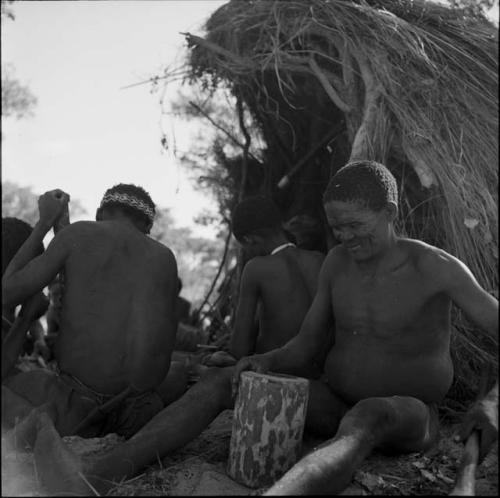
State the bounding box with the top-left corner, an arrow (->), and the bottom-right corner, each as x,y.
51,221 -> 98,244
148,237 -> 176,263
297,248 -> 326,264
324,244 -> 348,268
398,238 -> 466,285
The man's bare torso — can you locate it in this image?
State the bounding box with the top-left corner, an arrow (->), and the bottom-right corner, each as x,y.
325,238 -> 454,405
255,248 -> 324,353
55,221 -> 177,395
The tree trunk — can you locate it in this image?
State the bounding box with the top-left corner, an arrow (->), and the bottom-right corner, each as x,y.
227,371 -> 309,488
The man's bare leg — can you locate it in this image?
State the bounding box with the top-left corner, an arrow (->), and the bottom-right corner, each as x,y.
154,360 -> 188,406
4,400 -> 58,451
34,367 -> 234,495
2,385 -> 35,429
265,396 -> 439,495
34,412 -> 93,495
305,379 -> 349,438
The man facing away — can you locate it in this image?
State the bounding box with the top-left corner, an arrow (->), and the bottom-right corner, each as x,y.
2,184 -> 187,439
19,195 -> 326,495
206,195 -> 325,369
233,160 -> 498,494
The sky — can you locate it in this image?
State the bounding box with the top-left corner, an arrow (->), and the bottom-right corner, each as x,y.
2,0 -> 498,242
1,0 -> 226,239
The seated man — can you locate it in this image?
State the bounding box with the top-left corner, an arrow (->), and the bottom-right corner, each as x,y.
2,184 -> 187,438
233,160 -> 498,494
23,195 -> 325,495
2,217 -> 50,372
204,196 -> 325,371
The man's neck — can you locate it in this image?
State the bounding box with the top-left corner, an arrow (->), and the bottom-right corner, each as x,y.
355,236 -> 400,274
267,235 -> 293,255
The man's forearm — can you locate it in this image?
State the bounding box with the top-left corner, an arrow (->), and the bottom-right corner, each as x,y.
268,340 -> 315,376
3,221 -> 50,283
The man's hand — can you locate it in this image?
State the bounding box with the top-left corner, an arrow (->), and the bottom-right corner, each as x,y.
38,189 -> 70,230
456,392 -> 498,464
33,339 -> 51,362
203,351 -> 237,367
231,352 -> 274,399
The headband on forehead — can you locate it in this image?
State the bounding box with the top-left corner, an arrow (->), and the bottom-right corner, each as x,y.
100,192 -> 155,226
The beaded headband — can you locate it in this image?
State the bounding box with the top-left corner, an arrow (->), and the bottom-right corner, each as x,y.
100,192 -> 155,226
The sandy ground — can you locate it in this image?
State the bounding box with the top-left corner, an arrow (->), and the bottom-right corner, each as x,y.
2,408 -> 497,496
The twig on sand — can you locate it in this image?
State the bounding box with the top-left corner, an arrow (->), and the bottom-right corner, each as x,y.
78,471 -> 100,496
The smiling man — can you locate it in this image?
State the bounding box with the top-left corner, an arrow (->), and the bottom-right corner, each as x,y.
233,160 -> 498,495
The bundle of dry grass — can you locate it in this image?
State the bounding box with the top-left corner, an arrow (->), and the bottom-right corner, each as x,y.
173,0 -> 498,409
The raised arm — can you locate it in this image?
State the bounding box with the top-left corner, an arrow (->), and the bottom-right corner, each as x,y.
230,260 -> 261,359
2,190 -> 71,309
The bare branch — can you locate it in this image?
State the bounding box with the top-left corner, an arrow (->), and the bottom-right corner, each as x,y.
308,57 -> 352,114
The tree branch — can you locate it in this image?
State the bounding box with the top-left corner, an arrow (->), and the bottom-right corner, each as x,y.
309,57 -> 352,114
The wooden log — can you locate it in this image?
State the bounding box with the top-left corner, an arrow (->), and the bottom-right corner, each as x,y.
449,430 -> 480,496
227,371 -> 309,489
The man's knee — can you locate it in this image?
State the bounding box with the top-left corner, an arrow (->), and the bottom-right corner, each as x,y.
338,397 -> 396,438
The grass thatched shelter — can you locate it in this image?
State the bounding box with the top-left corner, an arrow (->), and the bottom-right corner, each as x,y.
171,0 -> 498,410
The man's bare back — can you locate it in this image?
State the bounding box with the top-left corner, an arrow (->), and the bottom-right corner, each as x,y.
55,220 -> 177,394
241,247 -> 324,354
228,196 -> 325,363
2,185 -> 185,440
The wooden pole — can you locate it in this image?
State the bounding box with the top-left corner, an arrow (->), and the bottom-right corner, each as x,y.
227,371 -> 309,488
449,431 -> 480,496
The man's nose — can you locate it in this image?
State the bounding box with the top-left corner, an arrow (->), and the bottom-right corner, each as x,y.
339,230 -> 354,242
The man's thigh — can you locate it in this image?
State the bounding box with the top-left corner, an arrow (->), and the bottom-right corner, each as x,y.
377,396 -> 439,454
305,379 -> 350,438
3,370 -> 94,435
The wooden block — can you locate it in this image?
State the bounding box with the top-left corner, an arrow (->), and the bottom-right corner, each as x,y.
227,371 -> 309,488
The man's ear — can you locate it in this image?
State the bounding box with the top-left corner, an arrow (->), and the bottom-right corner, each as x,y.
385,202 -> 398,222
95,207 -> 103,221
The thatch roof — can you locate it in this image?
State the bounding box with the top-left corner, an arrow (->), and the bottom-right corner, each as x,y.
174,0 -> 498,407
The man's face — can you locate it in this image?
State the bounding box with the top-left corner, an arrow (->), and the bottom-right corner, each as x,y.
324,200 -> 393,262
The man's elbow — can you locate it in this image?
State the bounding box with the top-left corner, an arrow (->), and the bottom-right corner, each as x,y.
229,341 -> 248,360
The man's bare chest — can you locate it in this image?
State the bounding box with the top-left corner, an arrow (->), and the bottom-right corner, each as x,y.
331,269 -> 437,336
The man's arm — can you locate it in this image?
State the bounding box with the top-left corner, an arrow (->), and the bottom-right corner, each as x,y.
2,293 -> 48,379
269,253 -> 334,375
3,190 -> 70,308
230,260 -> 261,359
429,249 -> 498,461
435,250 -> 498,342
232,251 -> 336,388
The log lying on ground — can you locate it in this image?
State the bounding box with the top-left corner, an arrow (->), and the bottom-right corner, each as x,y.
227,371 -> 309,488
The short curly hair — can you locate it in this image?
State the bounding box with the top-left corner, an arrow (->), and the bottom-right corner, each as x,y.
96,183 -> 156,233
2,217 -> 44,275
231,195 -> 282,242
323,160 -> 398,211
